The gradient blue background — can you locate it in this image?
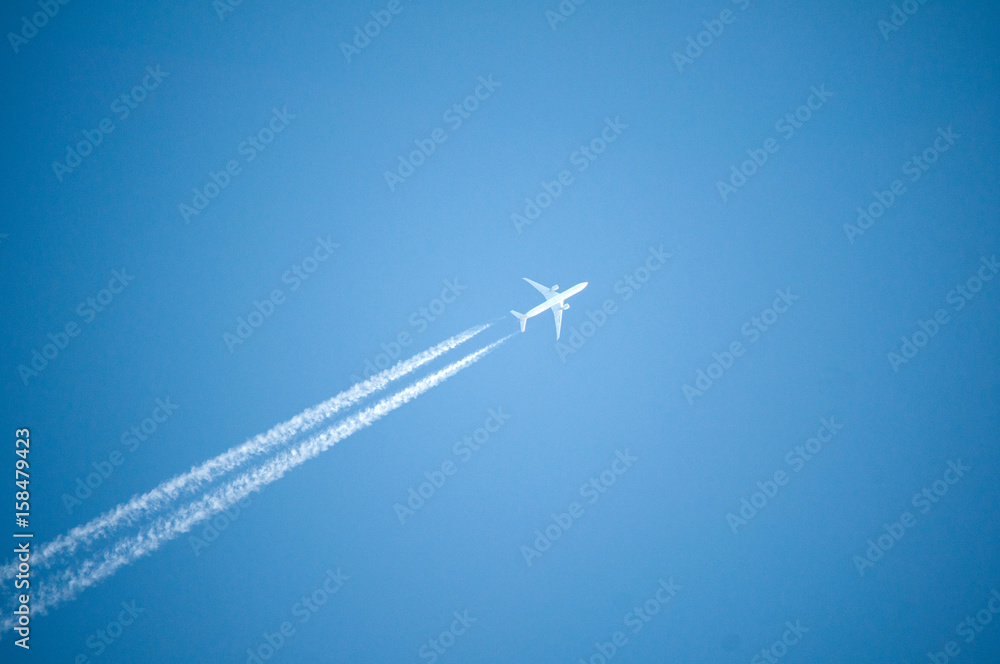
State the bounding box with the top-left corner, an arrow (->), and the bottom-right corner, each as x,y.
2,0 -> 999,662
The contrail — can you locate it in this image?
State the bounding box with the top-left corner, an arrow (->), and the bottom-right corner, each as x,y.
4,334 -> 513,627
1,324 -> 490,581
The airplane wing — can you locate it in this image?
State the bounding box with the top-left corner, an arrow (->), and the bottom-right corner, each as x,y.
551,305 -> 563,340
523,278 -> 556,301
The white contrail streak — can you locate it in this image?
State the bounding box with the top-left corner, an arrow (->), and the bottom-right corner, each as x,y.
5,334 -> 512,627
1,324 -> 489,581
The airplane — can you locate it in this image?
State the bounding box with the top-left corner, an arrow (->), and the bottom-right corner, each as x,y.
510,278 -> 588,340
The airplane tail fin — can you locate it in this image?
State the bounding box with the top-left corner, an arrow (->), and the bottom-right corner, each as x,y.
510,311 -> 527,332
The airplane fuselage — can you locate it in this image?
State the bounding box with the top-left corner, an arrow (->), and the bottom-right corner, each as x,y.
522,281 -> 588,320
511,278 -> 588,339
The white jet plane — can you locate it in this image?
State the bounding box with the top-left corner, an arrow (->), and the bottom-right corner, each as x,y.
510,278 -> 588,340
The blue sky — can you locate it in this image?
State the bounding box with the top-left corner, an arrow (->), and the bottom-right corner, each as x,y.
1,0 -> 999,662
